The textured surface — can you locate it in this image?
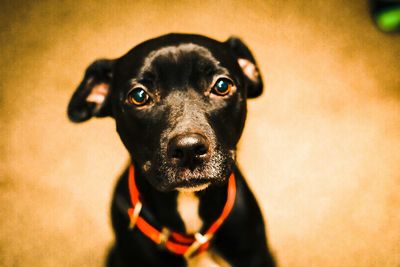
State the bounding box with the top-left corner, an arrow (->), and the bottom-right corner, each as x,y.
1,1 -> 399,266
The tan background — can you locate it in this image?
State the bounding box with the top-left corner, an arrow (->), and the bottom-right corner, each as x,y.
1,0 -> 399,266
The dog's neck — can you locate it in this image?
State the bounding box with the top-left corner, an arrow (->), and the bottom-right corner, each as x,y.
133,168 -> 227,235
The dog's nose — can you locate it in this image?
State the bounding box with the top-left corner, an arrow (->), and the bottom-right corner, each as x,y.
167,133 -> 210,167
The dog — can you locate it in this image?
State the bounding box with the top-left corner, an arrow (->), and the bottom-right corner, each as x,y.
67,33 -> 275,267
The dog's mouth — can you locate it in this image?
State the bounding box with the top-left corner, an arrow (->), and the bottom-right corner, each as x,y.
148,149 -> 234,192
171,167 -> 212,180
159,166 -> 226,191
172,177 -> 211,192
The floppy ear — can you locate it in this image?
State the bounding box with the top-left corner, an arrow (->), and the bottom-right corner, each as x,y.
67,59 -> 115,122
225,37 -> 263,98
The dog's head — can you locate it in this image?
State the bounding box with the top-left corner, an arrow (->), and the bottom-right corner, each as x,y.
68,34 -> 263,192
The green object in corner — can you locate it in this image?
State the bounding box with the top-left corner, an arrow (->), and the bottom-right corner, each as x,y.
376,7 -> 400,32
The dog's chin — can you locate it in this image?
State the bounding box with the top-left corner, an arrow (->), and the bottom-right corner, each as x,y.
176,182 -> 211,192
154,174 -> 226,192
150,166 -> 231,192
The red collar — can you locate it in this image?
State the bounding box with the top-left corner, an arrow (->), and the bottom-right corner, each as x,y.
127,164 -> 236,258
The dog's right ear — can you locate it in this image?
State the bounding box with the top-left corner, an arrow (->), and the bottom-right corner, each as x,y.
67,59 -> 115,123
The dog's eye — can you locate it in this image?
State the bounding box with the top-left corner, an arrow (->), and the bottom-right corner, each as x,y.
211,78 -> 233,96
127,88 -> 150,106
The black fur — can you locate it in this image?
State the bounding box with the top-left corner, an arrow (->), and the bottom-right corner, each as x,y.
68,33 -> 275,266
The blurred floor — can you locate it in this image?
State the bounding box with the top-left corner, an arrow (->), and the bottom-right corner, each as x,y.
1,1 -> 399,266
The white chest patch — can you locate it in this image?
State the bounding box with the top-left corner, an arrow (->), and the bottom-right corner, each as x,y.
176,192 -> 231,267
186,250 -> 231,267
177,192 -> 203,234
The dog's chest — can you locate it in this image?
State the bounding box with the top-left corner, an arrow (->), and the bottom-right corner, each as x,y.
176,192 -> 203,233
176,192 -> 230,267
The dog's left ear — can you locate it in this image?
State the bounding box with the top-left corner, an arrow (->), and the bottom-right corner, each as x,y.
225,37 -> 263,98
67,59 -> 115,123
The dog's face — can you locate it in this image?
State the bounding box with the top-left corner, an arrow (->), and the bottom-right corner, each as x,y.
68,34 -> 263,192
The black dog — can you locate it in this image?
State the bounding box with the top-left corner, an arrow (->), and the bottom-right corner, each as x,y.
68,33 -> 275,267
